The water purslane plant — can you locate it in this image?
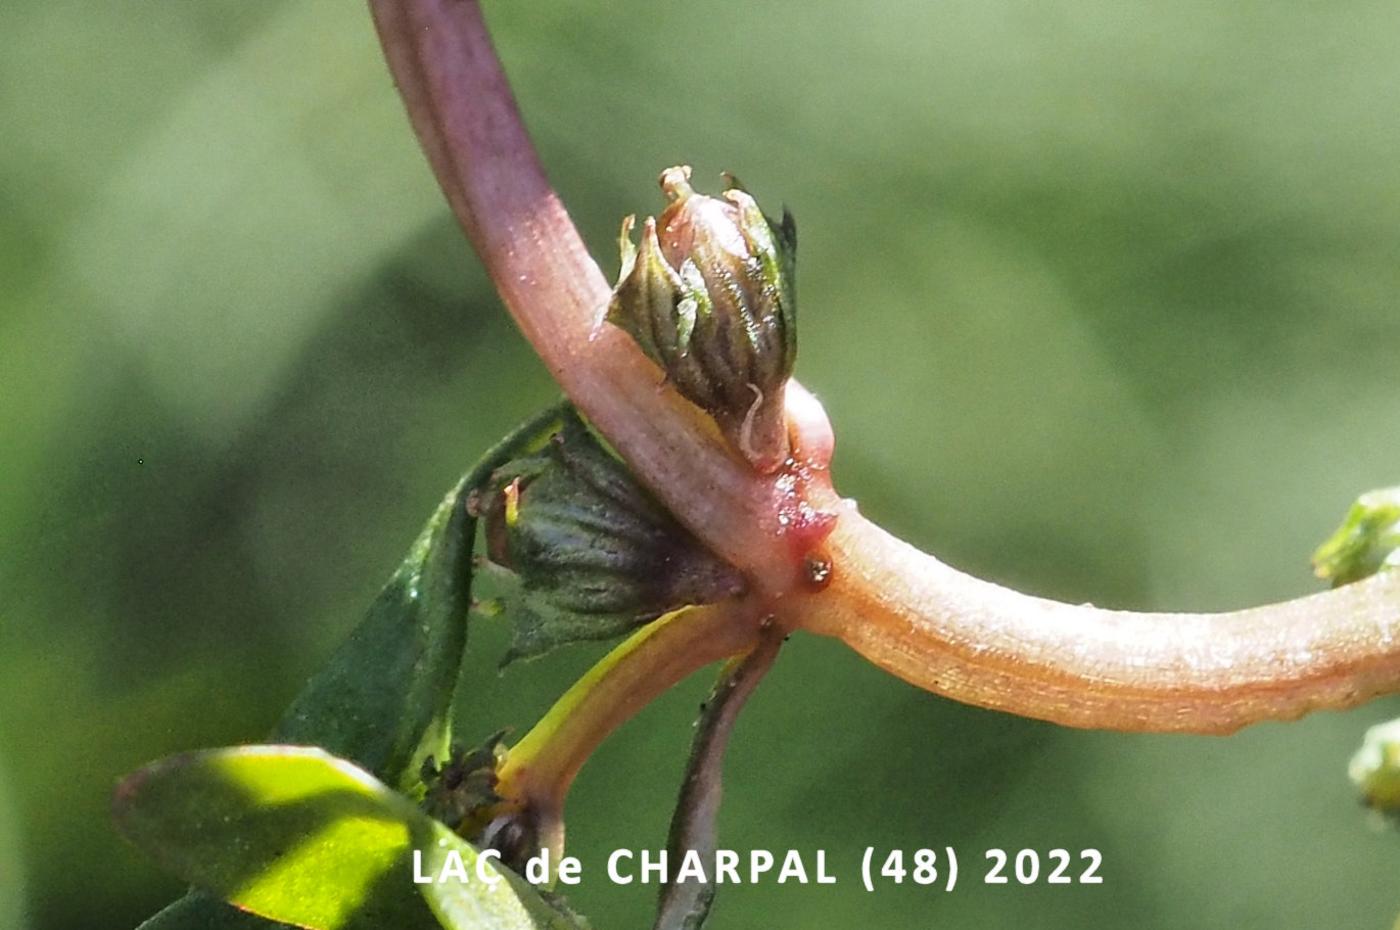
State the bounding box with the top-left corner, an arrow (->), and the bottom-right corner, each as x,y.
111,2 -> 1400,929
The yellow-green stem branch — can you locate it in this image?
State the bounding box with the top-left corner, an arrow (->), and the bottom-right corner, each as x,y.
492,602 -> 764,851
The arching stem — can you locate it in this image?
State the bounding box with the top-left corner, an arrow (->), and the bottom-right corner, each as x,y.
792,502 -> 1400,733
369,0 -> 1400,736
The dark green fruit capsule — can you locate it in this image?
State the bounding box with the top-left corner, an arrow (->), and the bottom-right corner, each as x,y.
608,166 -> 798,474
480,412 -> 746,662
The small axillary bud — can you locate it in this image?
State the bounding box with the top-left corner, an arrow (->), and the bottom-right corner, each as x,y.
1312,487 -> 1400,587
420,732 -> 508,839
608,165 -> 798,474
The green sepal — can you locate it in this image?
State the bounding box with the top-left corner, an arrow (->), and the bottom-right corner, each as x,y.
608,215 -> 705,367
722,171 -> 797,367
1313,487 -> 1400,587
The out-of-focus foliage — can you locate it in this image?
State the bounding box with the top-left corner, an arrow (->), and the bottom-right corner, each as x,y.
1352,721 -> 1400,813
3,1 -> 1400,929
0,767 -> 26,930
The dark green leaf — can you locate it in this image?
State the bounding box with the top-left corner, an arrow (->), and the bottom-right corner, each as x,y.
127,404 -> 570,930
274,402 -> 569,792
271,473 -> 475,794
137,890 -> 292,930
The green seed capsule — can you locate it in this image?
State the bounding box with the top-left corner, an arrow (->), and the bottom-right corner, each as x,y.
608,166 -> 798,474
480,412 -> 746,662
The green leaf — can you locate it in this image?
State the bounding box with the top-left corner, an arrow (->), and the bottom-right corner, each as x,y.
273,402 -> 570,793
114,746 -> 581,930
127,404 -> 570,930
1313,487 -> 1400,588
136,891 -> 290,930
271,474 -> 475,794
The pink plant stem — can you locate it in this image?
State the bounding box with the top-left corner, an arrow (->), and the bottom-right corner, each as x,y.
369,0 -> 1400,735
793,503 -> 1400,733
368,0 -> 802,592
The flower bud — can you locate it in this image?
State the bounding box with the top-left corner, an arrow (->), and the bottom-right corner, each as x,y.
480,411 -> 746,662
608,166 -> 798,473
1312,486 -> 1400,587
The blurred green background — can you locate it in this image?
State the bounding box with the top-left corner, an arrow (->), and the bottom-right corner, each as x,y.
4,0 -> 1400,927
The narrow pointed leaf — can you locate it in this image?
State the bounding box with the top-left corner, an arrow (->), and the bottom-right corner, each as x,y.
271,473 -> 476,794
274,403 -> 568,791
136,891 -> 291,930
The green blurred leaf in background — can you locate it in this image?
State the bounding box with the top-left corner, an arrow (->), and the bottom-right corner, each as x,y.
0,761 -> 28,930
5,0 -> 1400,928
